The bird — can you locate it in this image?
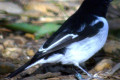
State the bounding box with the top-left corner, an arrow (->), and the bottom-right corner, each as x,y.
7,0 -> 112,79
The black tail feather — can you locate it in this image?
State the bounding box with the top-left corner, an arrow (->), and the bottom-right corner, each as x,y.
6,61 -> 30,78
6,51 -> 43,78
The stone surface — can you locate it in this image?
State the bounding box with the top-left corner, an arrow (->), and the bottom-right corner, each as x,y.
26,49 -> 35,56
104,40 -> 120,53
25,33 -> 35,40
3,39 -> 15,47
0,62 -> 15,75
2,47 -> 22,59
94,59 -> 113,71
14,36 -> 27,45
0,2 -> 23,14
0,44 -> 4,52
24,2 -> 59,14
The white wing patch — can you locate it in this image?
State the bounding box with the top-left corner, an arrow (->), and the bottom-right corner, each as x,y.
38,34 -> 78,53
77,24 -> 86,32
90,16 -> 105,27
90,19 -> 99,26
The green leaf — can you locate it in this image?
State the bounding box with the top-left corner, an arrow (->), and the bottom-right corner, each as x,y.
3,22 -> 61,39
35,23 -> 60,39
4,23 -> 40,33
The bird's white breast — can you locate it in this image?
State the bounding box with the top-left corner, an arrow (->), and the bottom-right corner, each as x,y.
61,16 -> 109,65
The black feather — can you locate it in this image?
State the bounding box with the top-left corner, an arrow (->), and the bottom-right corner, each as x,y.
6,62 -> 30,78
6,51 -> 42,78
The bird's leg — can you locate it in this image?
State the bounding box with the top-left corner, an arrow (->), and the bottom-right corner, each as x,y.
77,65 -> 92,78
72,66 -> 90,80
75,72 -> 84,80
74,64 -> 93,80
72,68 -> 83,80
76,65 -> 103,80
74,71 -> 92,80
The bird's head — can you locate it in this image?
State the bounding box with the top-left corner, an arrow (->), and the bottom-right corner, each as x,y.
79,0 -> 113,17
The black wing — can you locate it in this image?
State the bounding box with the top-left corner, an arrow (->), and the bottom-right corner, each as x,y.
38,21 -> 104,56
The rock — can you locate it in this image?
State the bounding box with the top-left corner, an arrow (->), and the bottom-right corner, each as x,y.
3,39 -> 15,47
0,44 -> 4,52
26,49 -> 35,56
14,36 -> 27,45
36,72 -> 61,79
25,33 -> 35,40
23,10 -> 43,18
39,17 -> 64,23
0,34 -> 3,39
103,40 -> 120,53
109,19 -> 120,30
0,44 -> 4,57
0,62 -> 15,75
107,5 -> 120,19
94,59 -> 113,71
46,75 -> 75,80
92,79 -> 100,80
0,2 -> 23,14
24,2 -> 59,16
2,47 -> 22,59
22,72 -> 61,80
22,76 -> 38,80
24,2 -> 59,12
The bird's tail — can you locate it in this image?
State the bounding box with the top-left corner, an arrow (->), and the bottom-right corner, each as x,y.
7,61 -> 31,78
6,51 -> 43,78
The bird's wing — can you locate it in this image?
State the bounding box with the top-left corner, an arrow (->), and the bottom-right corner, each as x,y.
38,21 -> 104,57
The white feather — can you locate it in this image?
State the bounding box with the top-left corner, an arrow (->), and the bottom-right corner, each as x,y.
77,24 -> 86,32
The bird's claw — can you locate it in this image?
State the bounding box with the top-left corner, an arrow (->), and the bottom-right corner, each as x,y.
75,73 -> 103,80
75,73 -> 83,80
75,73 -> 93,80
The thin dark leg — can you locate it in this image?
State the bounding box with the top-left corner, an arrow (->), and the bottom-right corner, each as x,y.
77,65 -> 92,78
73,64 -> 103,80
73,64 -> 94,80
72,66 -> 83,80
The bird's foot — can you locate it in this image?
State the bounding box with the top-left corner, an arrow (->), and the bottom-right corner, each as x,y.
75,73 -> 103,80
93,73 -> 104,80
75,73 -> 83,80
75,73 -> 93,80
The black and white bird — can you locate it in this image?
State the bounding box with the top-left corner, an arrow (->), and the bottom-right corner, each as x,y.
7,0 -> 112,79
